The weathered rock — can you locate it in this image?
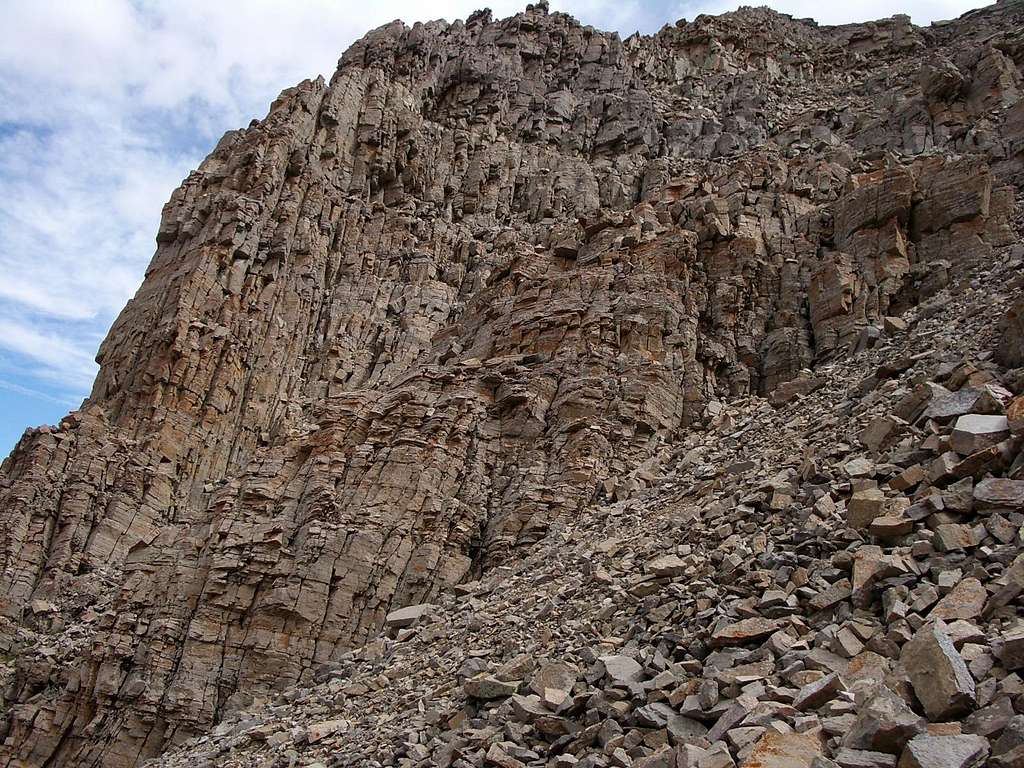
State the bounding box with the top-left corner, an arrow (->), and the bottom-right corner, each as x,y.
0,3 -> 1022,767
834,749 -> 897,768
974,478 -> 1024,511
896,733 -> 989,768
600,655 -> 644,684
993,627 -> 1024,670
529,661 -> 577,697
711,617 -> 780,648
861,417 -> 908,453
950,414 -> 1011,455
852,546 -> 909,608
900,620 -> 976,721
869,514 -> 914,539
930,578 -> 987,621
843,689 -> 926,753
793,673 -> 845,711
924,388 -> 1005,424
934,523 -> 978,552
985,553 -> 1024,616
666,714 -> 709,746
465,676 -> 519,700
306,719 -> 349,744
848,489 -> 888,529
384,603 -> 437,628
739,730 -> 822,768
1007,396 -> 1024,435
647,554 -> 688,577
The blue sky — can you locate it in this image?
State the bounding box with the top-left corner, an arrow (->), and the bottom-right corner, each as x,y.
0,0 -> 991,457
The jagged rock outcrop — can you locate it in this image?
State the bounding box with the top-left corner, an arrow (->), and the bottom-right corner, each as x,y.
1,2 -> 1022,767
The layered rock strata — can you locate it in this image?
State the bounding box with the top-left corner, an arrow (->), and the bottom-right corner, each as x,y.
1,2 -> 1022,766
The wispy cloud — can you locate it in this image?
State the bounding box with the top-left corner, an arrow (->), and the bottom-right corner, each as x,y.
0,318 -> 99,389
0,378 -> 80,408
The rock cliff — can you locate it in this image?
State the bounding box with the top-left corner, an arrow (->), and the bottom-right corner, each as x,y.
1,2 -> 1023,767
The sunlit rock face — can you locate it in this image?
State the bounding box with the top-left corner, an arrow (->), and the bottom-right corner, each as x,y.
0,2 -> 1021,765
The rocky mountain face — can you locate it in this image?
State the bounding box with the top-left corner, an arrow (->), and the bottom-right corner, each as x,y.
1,2 -> 1023,767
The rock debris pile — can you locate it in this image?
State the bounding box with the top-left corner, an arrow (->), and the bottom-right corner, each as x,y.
1,2 -> 1023,767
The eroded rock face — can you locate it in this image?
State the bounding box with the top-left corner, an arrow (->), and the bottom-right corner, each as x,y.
1,2 -> 1022,766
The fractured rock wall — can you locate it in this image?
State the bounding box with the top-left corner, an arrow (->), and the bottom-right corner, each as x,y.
0,2 -> 1022,766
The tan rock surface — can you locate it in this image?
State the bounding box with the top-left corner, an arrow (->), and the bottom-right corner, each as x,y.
0,2 -> 1023,767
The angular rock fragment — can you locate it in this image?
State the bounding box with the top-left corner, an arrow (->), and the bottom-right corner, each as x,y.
666,714 -> 709,746
711,617 -> 780,648
529,661 -> 577,698
924,388 -> 1005,424
974,478 -> 1024,512
861,417 -> 908,453
739,729 -> 822,768
793,672 -> 845,711
599,655 -> 644,684
465,675 -> 519,700
950,414 -> 1011,455
993,627 -> 1024,670
384,603 -> 437,628
843,688 -> 926,753
930,578 -> 987,621
995,298 -> 1024,368
647,554 -> 688,577
900,620 -> 976,720
933,523 -> 977,552
896,733 -> 989,768
848,488 -> 887,529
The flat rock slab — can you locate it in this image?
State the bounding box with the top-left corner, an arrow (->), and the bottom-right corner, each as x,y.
974,478 -> 1024,511
646,553 -> 687,577
464,675 -> 519,700
739,729 -> 822,768
950,414 -> 1010,455
711,617 -> 779,648
930,577 -> 987,620
384,603 -> 437,628
599,654 -> 644,684
896,733 -> 989,768
924,388 -> 1002,423
834,748 -> 897,768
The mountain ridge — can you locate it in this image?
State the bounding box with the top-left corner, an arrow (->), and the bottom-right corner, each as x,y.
1,2 -> 1022,766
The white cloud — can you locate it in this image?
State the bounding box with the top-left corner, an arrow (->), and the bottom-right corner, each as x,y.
0,378 -> 80,408
0,0 -> 990,413
674,0 -> 989,26
0,317 -> 99,389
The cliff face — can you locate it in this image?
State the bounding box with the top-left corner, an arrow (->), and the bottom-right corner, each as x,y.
0,3 -> 1022,766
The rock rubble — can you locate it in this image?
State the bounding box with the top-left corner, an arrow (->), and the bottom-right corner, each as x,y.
1,1 -> 1023,767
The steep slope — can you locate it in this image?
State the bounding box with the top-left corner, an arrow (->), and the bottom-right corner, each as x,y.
146,222 -> 1024,768
0,2 -> 1022,767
